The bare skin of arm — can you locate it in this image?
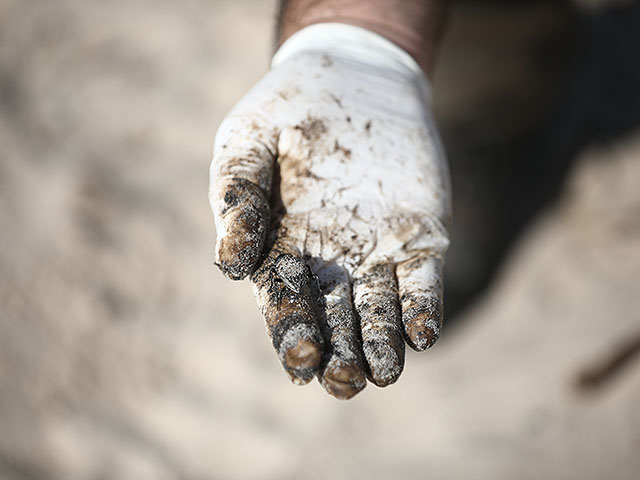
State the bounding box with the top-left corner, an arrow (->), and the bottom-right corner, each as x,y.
276,0 -> 449,75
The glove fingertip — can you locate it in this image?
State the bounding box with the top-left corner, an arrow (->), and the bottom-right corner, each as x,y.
320,361 -> 367,400
213,178 -> 270,280
215,224 -> 265,281
404,311 -> 441,351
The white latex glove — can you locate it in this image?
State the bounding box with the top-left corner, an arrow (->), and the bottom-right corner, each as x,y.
209,23 -> 450,399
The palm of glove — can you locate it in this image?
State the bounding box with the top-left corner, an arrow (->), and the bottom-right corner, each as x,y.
210,50 -> 450,399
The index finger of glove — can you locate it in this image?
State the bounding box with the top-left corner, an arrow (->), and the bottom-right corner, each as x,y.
250,235 -> 324,385
209,115 -> 277,280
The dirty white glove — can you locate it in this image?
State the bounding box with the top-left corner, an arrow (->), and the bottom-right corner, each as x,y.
209,23 -> 451,399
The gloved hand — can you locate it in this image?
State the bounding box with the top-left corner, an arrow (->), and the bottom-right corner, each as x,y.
209,23 -> 451,399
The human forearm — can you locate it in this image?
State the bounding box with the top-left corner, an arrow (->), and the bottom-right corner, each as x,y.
276,0 -> 448,75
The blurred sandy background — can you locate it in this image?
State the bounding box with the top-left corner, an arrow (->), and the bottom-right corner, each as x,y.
1,0 -> 639,479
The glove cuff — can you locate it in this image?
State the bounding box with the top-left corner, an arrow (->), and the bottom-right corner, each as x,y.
272,23 -> 431,101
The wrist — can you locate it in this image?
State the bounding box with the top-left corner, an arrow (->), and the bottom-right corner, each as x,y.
277,0 -> 448,75
272,23 -> 424,81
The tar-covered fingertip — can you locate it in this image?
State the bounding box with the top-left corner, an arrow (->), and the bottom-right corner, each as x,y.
285,336 -> 322,370
214,177 -> 270,280
282,336 -> 323,385
402,298 -> 442,351
215,227 -> 263,281
397,255 -> 444,351
320,360 -> 367,399
364,337 -> 405,387
353,263 -> 405,388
